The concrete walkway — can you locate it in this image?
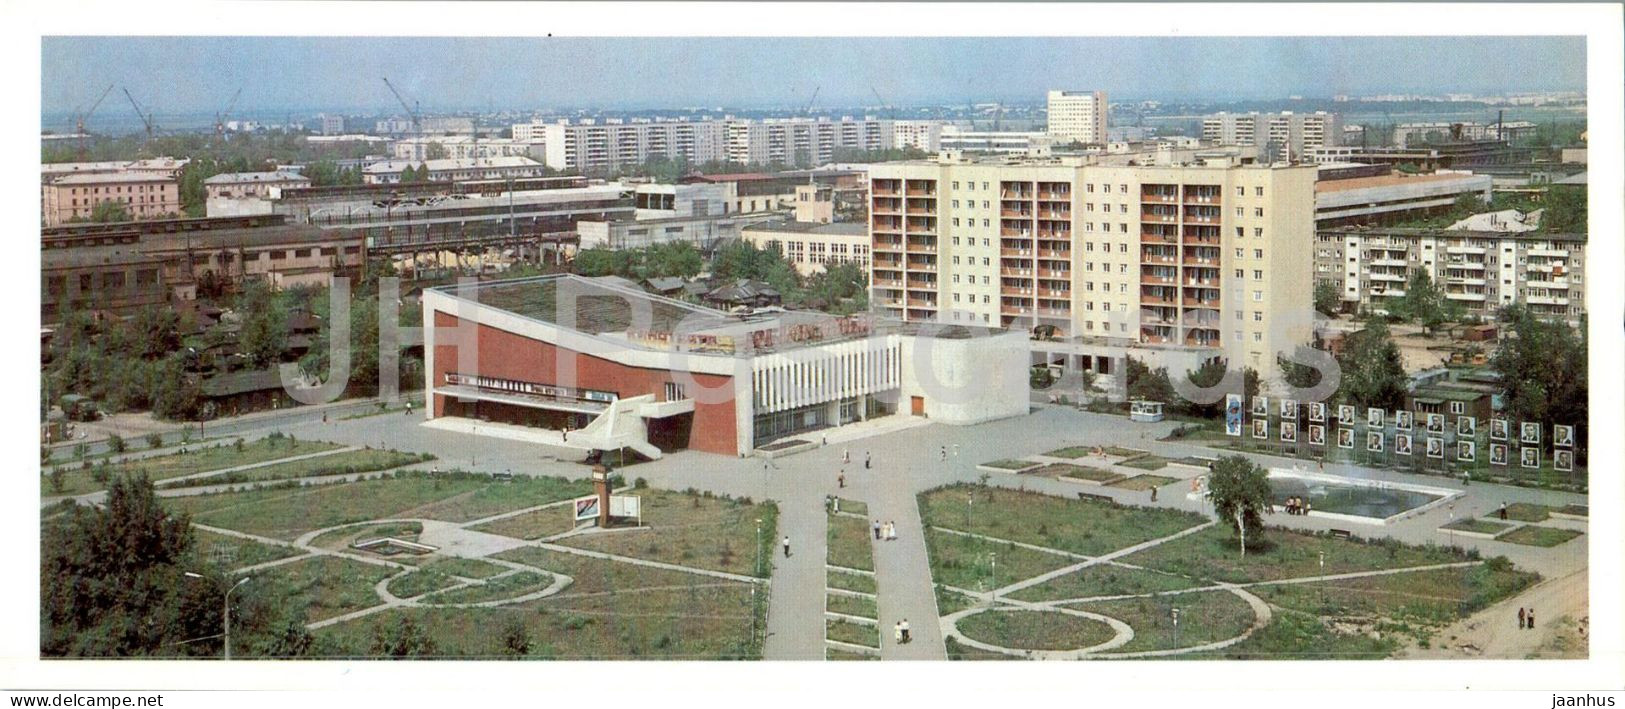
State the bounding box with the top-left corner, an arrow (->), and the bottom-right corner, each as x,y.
761,491 -> 828,660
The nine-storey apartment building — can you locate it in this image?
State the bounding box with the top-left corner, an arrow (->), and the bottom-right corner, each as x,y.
869,153 -> 1318,378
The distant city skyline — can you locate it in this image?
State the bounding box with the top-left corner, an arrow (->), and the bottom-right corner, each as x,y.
42,36 -> 1585,118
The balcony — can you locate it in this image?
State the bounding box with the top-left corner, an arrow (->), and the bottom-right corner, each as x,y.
1038,250 -> 1070,259
1369,258 -> 1408,268
1526,294 -> 1570,305
1000,248 -> 1034,258
905,203 -> 936,216
871,182 -> 900,197
1141,274 -> 1176,286
1037,306 -> 1071,317
1141,230 -> 1178,244
1446,260 -> 1487,270
1183,188 -> 1221,205
873,241 -> 903,253
1000,304 -> 1033,316
999,187 -> 1033,200
1140,192 -> 1179,204
1181,255 -> 1220,266
1038,268 -> 1070,279
1446,291 -> 1488,302
906,298 -> 937,308
1141,292 -> 1177,306
905,262 -> 937,273
1142,212 -> 1178,224
873,277 -> 903,288
1000,286 -> 1034,297
906,241 -> 936,253
999,268 -> 1033,277
1000,208 -> 1033,219
1000,228 -> 1032,238
1038,288 -> 1069,299
1037,209 -> 1070,220
1182,297 -> 1220,308
1368,272 -> 1407,283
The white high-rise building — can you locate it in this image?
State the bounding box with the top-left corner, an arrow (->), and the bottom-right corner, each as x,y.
1046,90 -> 1109,145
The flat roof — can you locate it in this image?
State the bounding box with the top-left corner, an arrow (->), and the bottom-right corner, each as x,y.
204,171 -> 310,185
742,220 -> 868,237
1315,172 -> 1484,193
48,172 -> 176,185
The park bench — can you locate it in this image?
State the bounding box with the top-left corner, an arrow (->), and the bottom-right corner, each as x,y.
1329,528 -> 1352,539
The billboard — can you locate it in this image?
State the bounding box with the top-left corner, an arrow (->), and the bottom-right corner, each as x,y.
573,495 -> 601,521
1225,393 -> 1243,437
1490,418 -> 1509,442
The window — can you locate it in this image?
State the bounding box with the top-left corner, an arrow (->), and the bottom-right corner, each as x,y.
1235,269 -> 1244,278
1253,270 -> 1263,279
1235,227 -> 1244,238
1254,228 -> 1263,238
1253,332 -> 1262,342
1254,249 -> 1263,259
1255,186 -> 1264,197
1254,208 -> 1263,217
1450,401 -> 1465,415
1235,186 -> 1244,196
1253,311 -> 1263,322
1253,290 -> 1262,302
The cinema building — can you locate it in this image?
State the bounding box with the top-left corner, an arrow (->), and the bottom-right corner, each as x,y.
422,275 -> 1028,458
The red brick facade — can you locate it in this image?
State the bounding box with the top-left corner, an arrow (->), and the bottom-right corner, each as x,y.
431,311 -> 739,456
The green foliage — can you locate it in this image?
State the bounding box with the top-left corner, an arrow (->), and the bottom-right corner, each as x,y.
1388,271 -> 1461,335
1030,366 -> 1055,389
501,619 -> 531,657
1173,359 -> 1257,418
1492,304 -> 1587,451
1204,455 -> 1271,548
370,614 -> 437,658
89,200 -> 132,223
1126,357 -> 1175,404
1314,280 -> 1343,316
1543,184 -> 1587,234
1335,318 -> 1409,411
107,434 -> 126,454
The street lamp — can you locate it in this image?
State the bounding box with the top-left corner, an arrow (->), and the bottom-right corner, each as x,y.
755,518 -> 764,578
188,573 -> 251,660
1172,607 -> 1181,645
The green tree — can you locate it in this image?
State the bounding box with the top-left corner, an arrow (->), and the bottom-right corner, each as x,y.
1173,359 -> 1258,418
500,619 -> 531,657
1492,304 -> 1587,452
1390,270 -> 1451,336
1204,455 -> 1271,551
1126,357 -> 1176,404
90,200 -> 132,223
237,280 -> 288,368
1543,184 -> 1587,234
370,614 -> 436,658
424,142 -> 448,161
1313,280 -> 1342,316
1336,318 -> 1409,411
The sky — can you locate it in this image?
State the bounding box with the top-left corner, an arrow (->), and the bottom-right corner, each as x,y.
41,36 -> 1587,117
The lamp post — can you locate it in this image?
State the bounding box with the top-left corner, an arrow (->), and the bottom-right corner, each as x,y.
185,574 -> 250,659
1172,607 -> 1181,645
755,518 -> 764,578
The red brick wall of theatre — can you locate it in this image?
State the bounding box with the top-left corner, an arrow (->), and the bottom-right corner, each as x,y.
431,311 -> 739,456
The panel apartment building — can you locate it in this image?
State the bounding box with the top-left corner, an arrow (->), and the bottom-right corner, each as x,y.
1046,90 -> 1109,145
1202,112 -> 1342,160
1314,226 -> 1585,326
518,117 -> 895,173
868,154 -> 1318,377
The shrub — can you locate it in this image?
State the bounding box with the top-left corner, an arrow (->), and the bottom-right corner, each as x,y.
107,434 -> 126,453
633,477 -> 649,489
145,433 -> 163,449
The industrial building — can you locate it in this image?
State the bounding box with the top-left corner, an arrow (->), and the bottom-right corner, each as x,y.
361,156 -> 549,184
1313,169 -> 1494,226
41,172 -> 182,227
422,274 -> 1029,456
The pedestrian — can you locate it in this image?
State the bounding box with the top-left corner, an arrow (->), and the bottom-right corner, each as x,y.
1526,607 -> 1534,630
1150,486 -> 1158,503
901,618 -> 911,644
1499,502 -> 1508,520
562,428 -> 569,443
940,446 -> 946,461
843,448 -> 850,464
888,521 -> 898,541
782,535 -> 791,558
838,471 -> 846,489
1517,606 -> 1526,630
864,451 -> 871,470
322,412 -> 328,425
1317,457 -> 1324,472
405,401 -> 413,416
872,519 -> 881,540
822,433 -> 828,447
893,621 -> 903,644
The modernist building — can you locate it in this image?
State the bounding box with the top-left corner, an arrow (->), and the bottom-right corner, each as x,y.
1313,170 -> 1494,227
42,173 -> 182,227
868,153 -> 1318,378
527,119 -> 728,173
892,121 -> 947,153
361,156 -> 549,184
1202,111 -> 1342,159
391,136 -> 544,162
1045,90 -> 1109,145
1314,226 -> 1585,326
421,274 -> 1028,456
742,220 -> 871,276
318,114 -> 346,136
204,171 -> 315,217
1393,121 -> 1538,149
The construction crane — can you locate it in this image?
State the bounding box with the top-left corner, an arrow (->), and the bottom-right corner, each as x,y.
73,84 -> 114,161
870,86 -> 897,120
214,87 -> 242,142
382,77 -> 422,136
122,87 -> 156,142
801,85 -> 820,116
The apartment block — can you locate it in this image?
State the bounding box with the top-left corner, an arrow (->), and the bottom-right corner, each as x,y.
1046,90 -> 1109,145
1314,227 -> 1585,326
530,120 -> 727,172
722,118 -> 892,167
869,154 -> 1318,378
1202,111 -> 1342,159
391,136 -> 543,162
41,173 -> 181,227
892,120 -> 947,152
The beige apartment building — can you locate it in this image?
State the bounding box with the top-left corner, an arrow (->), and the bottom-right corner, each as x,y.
41,173 -> 181,226
869,154 -> 1318,378
742,220 -> 870,276
1046,90 -> 1109,145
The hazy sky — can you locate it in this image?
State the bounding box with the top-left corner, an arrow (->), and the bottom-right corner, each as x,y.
42,36 -> 1586,115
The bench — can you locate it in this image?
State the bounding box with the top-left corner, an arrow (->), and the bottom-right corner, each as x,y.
1329,528 -> 1352,539
1076,491 -> 1116,504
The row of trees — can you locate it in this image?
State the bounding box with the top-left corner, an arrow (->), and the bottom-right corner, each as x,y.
571,240 -> 869,316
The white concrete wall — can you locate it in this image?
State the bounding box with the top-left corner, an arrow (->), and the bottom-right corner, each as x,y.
898,330 -> 1029,425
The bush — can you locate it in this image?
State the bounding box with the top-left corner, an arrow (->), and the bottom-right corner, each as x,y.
633,477 -> 649,489
145,433 -> 163,449
107,434 -> 126,453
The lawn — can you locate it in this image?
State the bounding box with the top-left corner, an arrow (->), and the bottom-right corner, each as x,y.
405,474 -> 593,523
1121,524 -> 1472,585
250,555 -> 395,624
1441,518 -> 1515,535
936,585 -> 980,616
167,475 -> 490,540
1499,502 -> 1557,523
827,592 -> 878,620
1108,475 -> 1178,492
1045,446 -> 1095,459
919,484 -> 1207,558
1255,562 -> 1538,630
827,512 -> 875,571
1102,446 -> 1147,458
155,449 -> 433,488
1041,464 -> 1122,483
826,618 -> 879,648
1496,526 -> 1583,547
1554,505 -> 1588,518
956,610 -> 1116,651
922,527 -> 1075,593
981,459 -> 1038,471
1214,610 -> 1396,660
386,569 -> 465,599
1119,455 -> 1170,471
309,522 -> 424,552
42,436 -> 343,496
828,648 -> 878,661
1006,564 -> 1200,603
553,488 -> 777,577
832,498 -> 868,516
1069,589 -> 1256,654
191,528 -> 302,571
827,569 -> 876,595
421,571 -> 552,605
468,507 -> 579,540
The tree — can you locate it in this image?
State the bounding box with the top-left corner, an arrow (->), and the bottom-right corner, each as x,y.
1204,455 -> 1271,551
1126,357 -> 1175,404
237,280 -> 288,368
500,619 -> 531,657
1313,281 -> 1342,316
1173,359 -> 1256,418
90,200 -> 132,223
370,614 -> 436,658
1543,184 -> 1587,234
1492,304 -> 1587,452
1278,346 -> 1326,390
1390,270 -> 1451,336
41,475 -> 223,657
1336,318 -> 1409,412
424,142 -> 448,160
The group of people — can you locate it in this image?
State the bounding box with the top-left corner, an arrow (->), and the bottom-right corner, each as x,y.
1517,606 -> 1537,630
892,619 -> 912,644
872,519 -> 899,541
1281,496 -> 1313,515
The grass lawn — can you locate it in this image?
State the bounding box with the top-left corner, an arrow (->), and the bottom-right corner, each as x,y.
1214,611 -> 1396,660
406,474 -> 592,524
947,636 -> 1012,660
922,527 -> 1075,593
1041,463 -> 1122,483
386,569 -> 465,599
1255,563 -> 1538,630
827,569 -> 876,595
1045,446 -> 1095,459
826,618 -> 879,648
250,555 -> 395,624
1102,446 -> 1147,458
1554,505 -> 1588,518
468,507 -> 579,540
43,437 -> 343,496
309,522 -> 424,552
1119,455 -> 1170,471
936,585 -> 980,616
1122,524 -> 1472,585
827,512 -> 875,571
1442,518 -> 1515,535
832,498 -> 868,516
827,592 -> 878,619
1070,589 -> 1255,654
981,459 -> 1038,471
956,610 -> 1116,651
553,488 -> 777,577
828,648 -> 878,660
1499,502 -> 1557,523
191,528 -> 301,571
1107,475 -> 1177,492
1007,564 -> 1200,603
1496,526 -> 1583,547
421,571 -> 551,605
919,484 -> 1207,558
166,475 -> 490,540
156,449 -> 432,489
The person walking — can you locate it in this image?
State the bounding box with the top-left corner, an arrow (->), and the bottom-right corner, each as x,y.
1499,502 -> 1508,520
1526,607 -> 1535,630
940,446 -> 946,461
900,618 -> 911,644
822,433 -> 828,447
887,521 -> 898,541
893,621 -> 903,644
843,448 -> 850,464
872,519 -> 882,541
838,471 -> 846,489
782,535 -> 791,558
405,401 -> 412,416
1517,607 -> 1526,630
864,451 -> 871,470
